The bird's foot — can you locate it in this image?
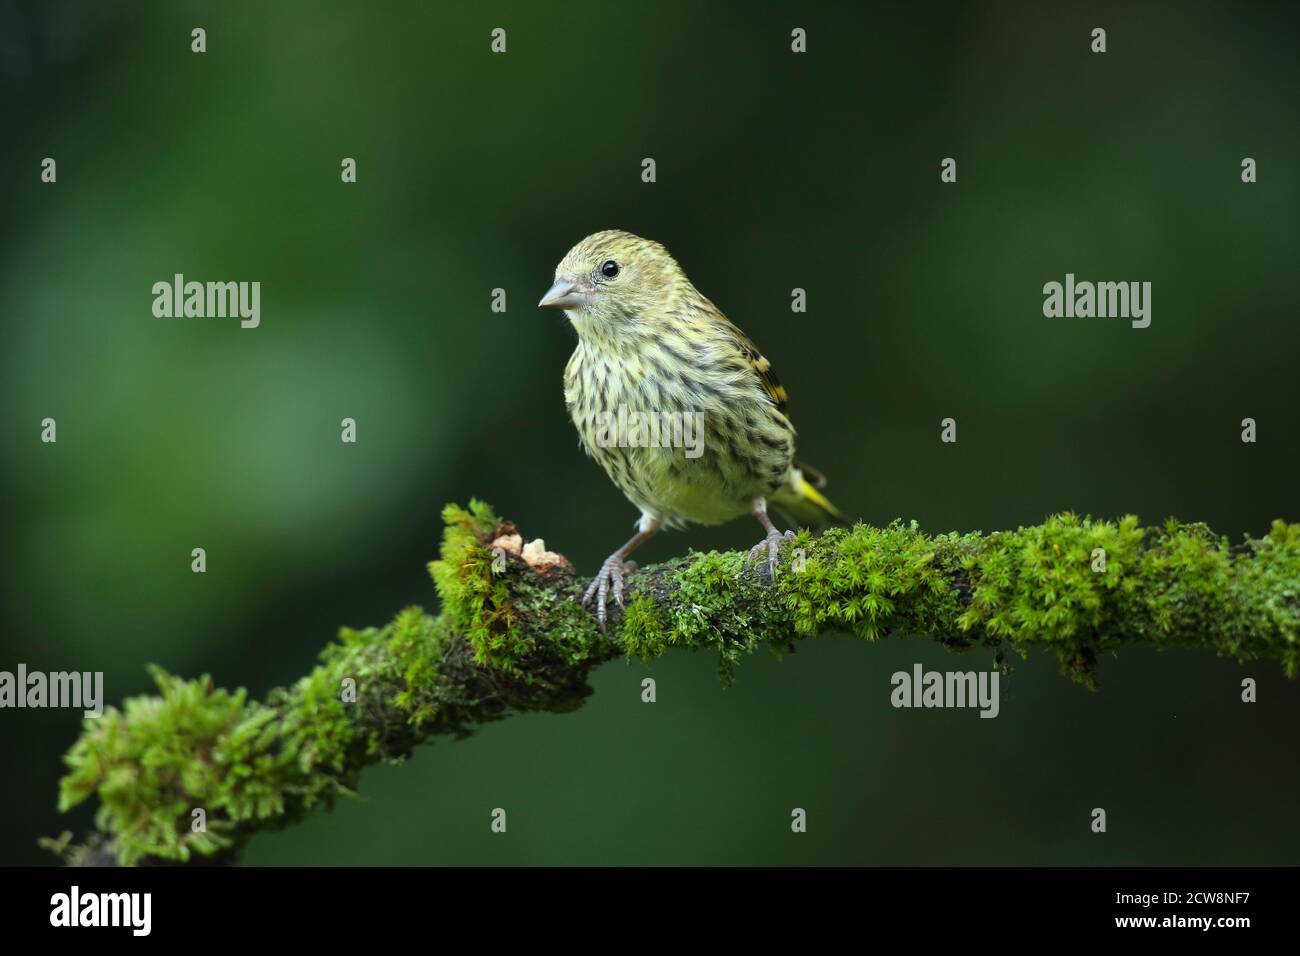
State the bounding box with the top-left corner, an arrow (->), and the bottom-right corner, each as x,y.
582,553 -> 639,632
745,528 -> 797,582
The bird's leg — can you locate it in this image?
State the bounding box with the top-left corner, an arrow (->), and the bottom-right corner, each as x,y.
583,517 -> 660,632
745,497 -> 796,582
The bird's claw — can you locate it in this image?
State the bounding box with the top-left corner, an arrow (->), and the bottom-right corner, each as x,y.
745,528 -> 796,582
582,553 -> 636,632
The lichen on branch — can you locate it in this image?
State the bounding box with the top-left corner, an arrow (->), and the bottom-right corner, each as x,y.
54,502 -> 1299,865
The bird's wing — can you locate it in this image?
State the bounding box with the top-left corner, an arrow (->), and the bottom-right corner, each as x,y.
722,319 -> 789,413
796,460 -> 829,488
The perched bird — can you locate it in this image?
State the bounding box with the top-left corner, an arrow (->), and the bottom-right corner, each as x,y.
539,230 -> 843,629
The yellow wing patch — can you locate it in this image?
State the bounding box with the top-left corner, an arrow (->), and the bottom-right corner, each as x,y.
748,350 -> 789,411
704,300 -> 790,412
721,321 -> 788,412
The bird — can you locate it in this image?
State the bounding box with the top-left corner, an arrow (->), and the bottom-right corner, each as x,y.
538,229 -> 843,629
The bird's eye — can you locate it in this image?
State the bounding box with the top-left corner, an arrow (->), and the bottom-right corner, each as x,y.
600,260 -> 620,279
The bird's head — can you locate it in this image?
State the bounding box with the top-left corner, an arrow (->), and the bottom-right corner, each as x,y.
538,230 -> 686,341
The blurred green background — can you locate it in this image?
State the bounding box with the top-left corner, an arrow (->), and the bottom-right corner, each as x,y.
2,0 -> 1297,865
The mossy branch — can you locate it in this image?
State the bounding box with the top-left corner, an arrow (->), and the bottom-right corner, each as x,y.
53,501 -> 1299,866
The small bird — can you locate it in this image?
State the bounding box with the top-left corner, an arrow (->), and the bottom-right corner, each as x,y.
539,230 -> 843,629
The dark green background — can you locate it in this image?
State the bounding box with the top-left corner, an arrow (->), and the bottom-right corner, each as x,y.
1,1 -> 1296,865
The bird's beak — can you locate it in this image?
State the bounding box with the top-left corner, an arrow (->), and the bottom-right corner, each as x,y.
538,278 -> 587,310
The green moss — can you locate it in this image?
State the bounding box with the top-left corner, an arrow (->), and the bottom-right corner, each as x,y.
1126,518 -> 1300,674
385,607 -> 448,729
621,593 -> 668,661
58,667 -> 257,865
954,514 -> 1145,685
506,572 -> 603,663
427,500 -> 526,668
424,502 -> 617,703
614,549 -> 791,684
55,502 -> 1299,865
56,605 -> 451,865
780,521 -> 967,643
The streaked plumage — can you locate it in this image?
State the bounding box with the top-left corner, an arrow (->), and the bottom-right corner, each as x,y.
539,229 -> 842,628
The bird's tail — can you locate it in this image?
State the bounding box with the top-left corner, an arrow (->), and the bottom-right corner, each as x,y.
771,461 -> 849,529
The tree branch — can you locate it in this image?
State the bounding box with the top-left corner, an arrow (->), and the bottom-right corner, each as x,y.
52,501 -> 1299,866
